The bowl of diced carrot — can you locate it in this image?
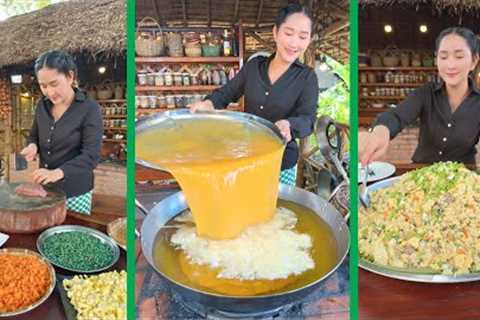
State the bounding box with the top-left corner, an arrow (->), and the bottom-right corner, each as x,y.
0,248 -> 56,317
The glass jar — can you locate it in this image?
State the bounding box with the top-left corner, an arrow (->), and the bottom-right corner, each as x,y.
147,95 -> 157,109
174,95 -> 184,108
164,72 -> 173,86
155,73 -> 165,86
137,73 -> 147,86
212,70 -> 221,86
138,96 -> 148,109
146,73 -> 156,86
157,95 -> 167,109
166,95 -> 175,109
190,73 -> 198,85
182,73 -> 191,86
219,70 -> 228,85
173,73 -> 183,86
385,71 -> 393,83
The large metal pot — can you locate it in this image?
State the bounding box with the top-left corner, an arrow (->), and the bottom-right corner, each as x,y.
135,109 -> 286,171
140,184 -> 349,313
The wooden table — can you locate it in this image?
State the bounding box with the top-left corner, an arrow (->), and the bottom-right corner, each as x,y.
359,270 -> 480,320
3,213 -> 126,320
359,162 -> 480,320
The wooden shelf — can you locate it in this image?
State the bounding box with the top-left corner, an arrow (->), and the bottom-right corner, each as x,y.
360,83 -> 423,87
97,99 -> 126,103
359,108 -> 392,126
103,115 -> 126,119
104,127 -> 127,131
136,57 -> 240,63
104,139 -> 126,143
361,96 -> 405,100
136,85 -> 220,92
360,107 -> 390,113
359,67 -> 436,71
136,108 -> 169,113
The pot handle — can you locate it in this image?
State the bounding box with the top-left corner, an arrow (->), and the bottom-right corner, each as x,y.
327,181 -> 350,222
135,198 -> 148,217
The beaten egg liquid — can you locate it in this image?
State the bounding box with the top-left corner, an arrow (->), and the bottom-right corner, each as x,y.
136,117 -> 284,240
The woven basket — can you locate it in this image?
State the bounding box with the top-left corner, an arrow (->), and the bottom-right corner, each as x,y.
114,84 -> 124,100
383,47 -> 400,67
167,33 -> 184,57
96,80 -> 113,100
202,44 -> 221,57
185,45 -> 202,57
136,17 -> 165,57
370,52 -> 383,67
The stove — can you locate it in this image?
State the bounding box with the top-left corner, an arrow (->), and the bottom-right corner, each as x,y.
171,291 -> 303,320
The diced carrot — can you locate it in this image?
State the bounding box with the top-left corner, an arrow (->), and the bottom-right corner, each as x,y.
0,254 -> 51,313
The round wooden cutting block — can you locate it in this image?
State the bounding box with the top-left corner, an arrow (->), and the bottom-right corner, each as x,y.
0,182 -> 66,234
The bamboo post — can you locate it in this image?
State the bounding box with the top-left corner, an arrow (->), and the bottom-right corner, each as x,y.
296,0 -> 317,188
4,109 -> 11,182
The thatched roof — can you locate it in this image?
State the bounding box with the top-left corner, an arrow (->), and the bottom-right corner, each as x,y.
0,0 -> 125,68
359,0 -> 480,50
360,0 -> 480,15
136,0 -> 349,63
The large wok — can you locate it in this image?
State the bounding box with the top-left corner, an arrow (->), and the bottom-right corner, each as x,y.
136,110 -> 349,313
0,182 -> 66,233
140,184 -> 349,313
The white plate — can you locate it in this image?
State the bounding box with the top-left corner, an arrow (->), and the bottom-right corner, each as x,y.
358,161 -> 396,183
0,232 -> 8,247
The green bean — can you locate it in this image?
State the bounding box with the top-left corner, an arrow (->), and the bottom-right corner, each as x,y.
41,231 -> 114,271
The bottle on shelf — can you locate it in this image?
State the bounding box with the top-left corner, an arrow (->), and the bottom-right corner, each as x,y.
232,28 -> 238,57
223,29 -> 232,57
200,33 -> 207,45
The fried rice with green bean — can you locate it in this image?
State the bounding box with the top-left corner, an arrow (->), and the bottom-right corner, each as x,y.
359,162 -> 480,275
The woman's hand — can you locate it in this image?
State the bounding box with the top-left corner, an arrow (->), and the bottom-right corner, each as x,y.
20,143 -> 38,162
32,168 -> 64,185
189,99 -> 215,113
359,125 -> 390,166
275,120 -> 292,142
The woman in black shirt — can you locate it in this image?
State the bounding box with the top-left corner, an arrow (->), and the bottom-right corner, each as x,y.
360,27 -> 480,166
190,4 -> 319,185
21,50 -> 103,214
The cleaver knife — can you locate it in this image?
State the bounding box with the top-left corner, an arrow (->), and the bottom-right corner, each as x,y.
14,153 -> 28,171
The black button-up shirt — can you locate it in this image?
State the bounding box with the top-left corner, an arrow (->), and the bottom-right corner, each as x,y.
27,89 -> 103,197
207,54 -> 319,170
374,79 -> 480,164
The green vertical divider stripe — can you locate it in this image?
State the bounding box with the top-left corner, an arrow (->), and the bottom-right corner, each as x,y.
349,0 -> 359,319
126,0 -> 136,319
